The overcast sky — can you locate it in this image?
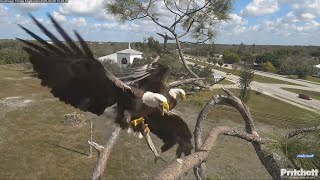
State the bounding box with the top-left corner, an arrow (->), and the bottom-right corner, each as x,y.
0,0 -> 320,45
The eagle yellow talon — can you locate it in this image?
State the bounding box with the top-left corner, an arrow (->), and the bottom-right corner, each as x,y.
143,124 -> 150,134
132,117 -> 145,127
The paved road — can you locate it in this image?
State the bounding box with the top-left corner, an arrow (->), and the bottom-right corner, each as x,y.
186,59 -> 320,112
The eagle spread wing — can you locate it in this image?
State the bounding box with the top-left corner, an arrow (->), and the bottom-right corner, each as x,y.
18,15 -> 133,115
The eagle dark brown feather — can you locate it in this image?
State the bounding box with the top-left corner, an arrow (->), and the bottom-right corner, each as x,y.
18,15 -> 134,115
144,112 -> 192,158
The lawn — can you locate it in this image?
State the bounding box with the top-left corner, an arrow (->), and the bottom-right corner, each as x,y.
281,88 -> 320,101
187,59 -> 301,85
287,74 -> 320,84
217,78 -> 235,85
186,89 -> 319,128
0,64 -> 318,180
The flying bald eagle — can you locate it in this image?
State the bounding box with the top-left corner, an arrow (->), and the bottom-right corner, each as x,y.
17,15 -> 171,158
121,62 -> 193,158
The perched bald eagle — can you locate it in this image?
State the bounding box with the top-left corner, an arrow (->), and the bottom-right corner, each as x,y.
122,62 -> 193,158
17,15 -> 170,141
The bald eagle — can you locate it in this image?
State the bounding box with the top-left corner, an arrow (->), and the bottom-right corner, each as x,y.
17,15 -> 170,146
122,62 -> 193,158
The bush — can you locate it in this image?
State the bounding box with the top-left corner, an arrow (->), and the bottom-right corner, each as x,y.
190,64 -> 212,77
262,61 -> 276,72
158,54 -> 188,80
0,47 -> 29,64
223,51 -> 241,64
130,57 -> 153,67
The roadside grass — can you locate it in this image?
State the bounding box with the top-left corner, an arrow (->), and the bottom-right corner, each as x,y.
187,59 -> 301,86
287,75 -> 320,84
281,88 -> 320,101
186,89 -> 318,129
217,79 -> 235,85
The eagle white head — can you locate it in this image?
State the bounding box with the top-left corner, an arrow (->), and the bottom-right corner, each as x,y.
142,91 -> 170,115
169,88 -> 186,101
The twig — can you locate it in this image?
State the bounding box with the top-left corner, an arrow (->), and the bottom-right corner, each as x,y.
88,120 -> 93,158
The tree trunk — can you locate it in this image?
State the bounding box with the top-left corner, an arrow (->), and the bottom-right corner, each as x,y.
163,38 -> 168,53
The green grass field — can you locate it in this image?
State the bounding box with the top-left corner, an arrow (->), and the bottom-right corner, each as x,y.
186,89 -> 319,128
281,88 -> 320,101
217,79 -> 235,85
0,64 -> 318,179
286,75 -> 320,84
187,59 -> 301,85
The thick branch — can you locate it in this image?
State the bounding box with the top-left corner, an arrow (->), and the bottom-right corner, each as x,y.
155,126 -> 231,180
192,88 -> 281,180
222,88 -> 256,134
221,88 -> 281,180
90,126 -> 121,180
287,125 -> 320,138
193,94 -> 227,179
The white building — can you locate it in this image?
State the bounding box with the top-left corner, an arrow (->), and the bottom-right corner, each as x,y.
99,43 -> 143,68
314,64 -> 320,77
212,73 -> 224,82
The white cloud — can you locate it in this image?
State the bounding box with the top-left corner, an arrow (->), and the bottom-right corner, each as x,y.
0,5 -> 10,24
58,0 -> 113,20
248,24 -> 261,31
301,13 -> 316,20
241,0 -> 279,16
219,13 -> 248,34
71,17 -> 87,27
52,11 -> 67,23
279,0 -> 320,21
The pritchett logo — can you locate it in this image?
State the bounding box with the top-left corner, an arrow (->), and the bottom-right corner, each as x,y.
281,169 -> 319,179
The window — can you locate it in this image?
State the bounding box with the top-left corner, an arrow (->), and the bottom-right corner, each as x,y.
121,58 -> 128,64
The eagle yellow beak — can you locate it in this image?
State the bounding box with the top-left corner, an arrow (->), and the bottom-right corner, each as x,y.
160,101 -> 170,116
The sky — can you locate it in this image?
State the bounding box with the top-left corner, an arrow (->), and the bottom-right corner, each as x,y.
0,0 -> 320,45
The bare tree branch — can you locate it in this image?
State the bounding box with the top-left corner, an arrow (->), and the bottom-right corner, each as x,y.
90,126 -> 121,180
191,88 -> 281,180
163,0 -> 183,18
287,125 -> 320,139
193,94 -> 226,179
222,88 -> 256,134
221,88 -> 282,180
155,126 -> 231,180
223,129 -> 270,144
170,0 -> 211,30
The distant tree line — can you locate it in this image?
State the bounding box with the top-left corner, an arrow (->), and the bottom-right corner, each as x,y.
186,41 -> 320,80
